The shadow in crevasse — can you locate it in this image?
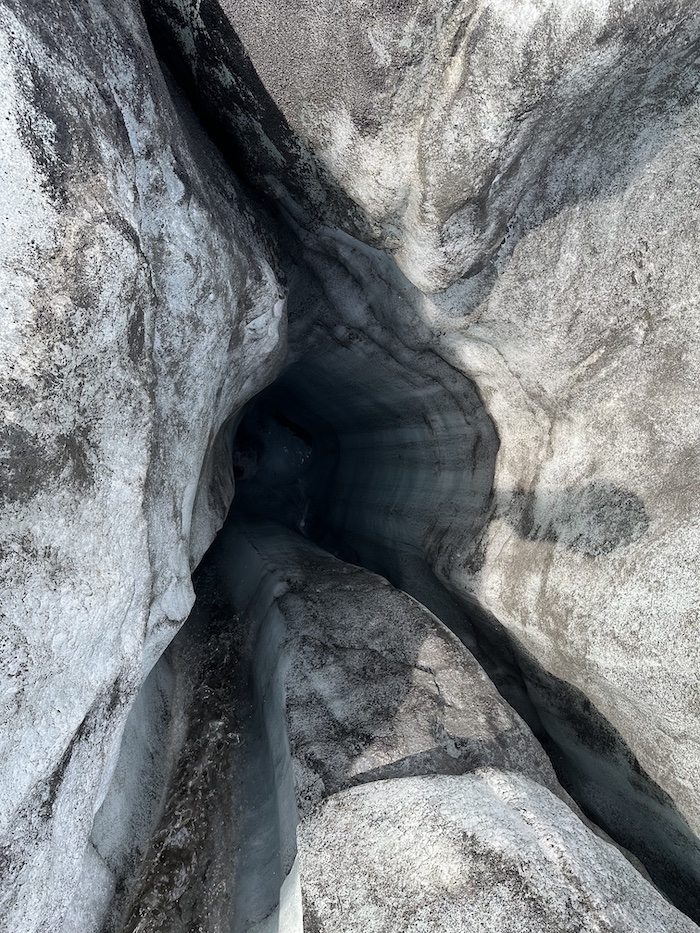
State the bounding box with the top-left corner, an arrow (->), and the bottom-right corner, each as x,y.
355,529 -> 700,924
107,353 -> 699,929
455,592 -> 700,926
111,523 -> 295,933
229,357 -> 700,925
113,508 -> 556,933
467,484 -> 700,922
349,533 -> 700,924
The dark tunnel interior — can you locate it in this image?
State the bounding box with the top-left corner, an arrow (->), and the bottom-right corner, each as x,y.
228,356 -> 700,925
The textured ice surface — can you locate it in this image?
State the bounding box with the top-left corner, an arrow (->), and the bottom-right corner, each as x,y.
0,3 -> 284,930
299,771 -> 700,933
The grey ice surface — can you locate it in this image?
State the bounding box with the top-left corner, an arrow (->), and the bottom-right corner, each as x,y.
4,0 -> 700,929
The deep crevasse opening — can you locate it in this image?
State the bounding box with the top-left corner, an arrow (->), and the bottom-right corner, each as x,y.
71,338 -> 700,931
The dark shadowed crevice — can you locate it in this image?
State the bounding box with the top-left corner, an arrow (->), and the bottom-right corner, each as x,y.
93,347 -> 700,931
230,358 -> 700,925
89,524 -> 300,933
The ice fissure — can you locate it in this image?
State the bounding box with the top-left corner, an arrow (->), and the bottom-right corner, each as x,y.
229,345 -> 700,924
4,1 -> 700,932
77,220 -> 700,931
